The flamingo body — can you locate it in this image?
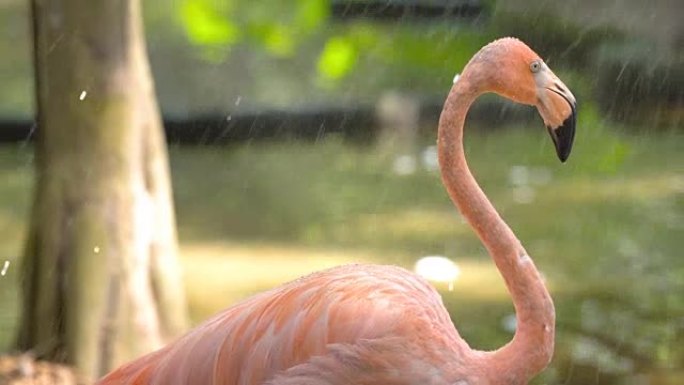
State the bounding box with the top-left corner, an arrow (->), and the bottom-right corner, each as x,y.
98,37 -> 578,385
98,265 -> 473,385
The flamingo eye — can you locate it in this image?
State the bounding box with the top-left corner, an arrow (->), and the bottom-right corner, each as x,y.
530,60 -> 542,73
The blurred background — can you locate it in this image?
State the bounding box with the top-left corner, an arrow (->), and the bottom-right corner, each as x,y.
0,0 -> 682,384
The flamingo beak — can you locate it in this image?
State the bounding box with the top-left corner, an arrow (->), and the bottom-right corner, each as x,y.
536,78 -> 577,162
546,97 -> 576,162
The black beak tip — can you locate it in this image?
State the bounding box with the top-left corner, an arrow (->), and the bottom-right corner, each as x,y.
549,104 -> 576,163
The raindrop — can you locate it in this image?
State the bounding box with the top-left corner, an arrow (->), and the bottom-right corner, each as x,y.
79,90 -> 87,101
93,246 -> 100,254
235,96 -> 242,106
1,260 -> 9,276
453,73 -> 461,84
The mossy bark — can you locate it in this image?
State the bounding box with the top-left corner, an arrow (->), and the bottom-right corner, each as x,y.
17,0 -> 187,380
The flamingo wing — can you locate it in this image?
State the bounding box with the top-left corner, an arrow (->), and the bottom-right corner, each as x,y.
97,264 -> 461,385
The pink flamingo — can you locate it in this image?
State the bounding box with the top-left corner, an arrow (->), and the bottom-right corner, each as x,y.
97,37 -> 577,385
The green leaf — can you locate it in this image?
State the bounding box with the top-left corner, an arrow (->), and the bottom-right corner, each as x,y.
317,37 -> 357,81
295,0 -> 329,32
180,0 -> 239,47
262,24 -> 295,57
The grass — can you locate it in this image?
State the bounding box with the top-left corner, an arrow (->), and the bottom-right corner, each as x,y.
0,123 -> 682,383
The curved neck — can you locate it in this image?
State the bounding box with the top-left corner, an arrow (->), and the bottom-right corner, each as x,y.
438,76 -> 555,382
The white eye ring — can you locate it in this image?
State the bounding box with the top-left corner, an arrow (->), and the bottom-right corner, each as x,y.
530,60 -> 542,73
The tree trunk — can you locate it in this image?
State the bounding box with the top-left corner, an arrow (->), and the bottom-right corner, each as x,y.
17,0 -> 187,380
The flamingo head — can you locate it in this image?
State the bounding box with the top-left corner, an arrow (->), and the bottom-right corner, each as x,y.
465,37 -> 577,162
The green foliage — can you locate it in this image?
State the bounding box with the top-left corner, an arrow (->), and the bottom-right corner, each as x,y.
317,36 -> 358,81
179,0 -> 239,61
309,22 -> 495,92
295,0 -> 329,32
174,0 -> 493,88
180,0 -> 237,46
179,0 -> 331,59
249,23 -> 296,57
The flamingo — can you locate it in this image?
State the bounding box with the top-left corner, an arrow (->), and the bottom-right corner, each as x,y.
97,37 -> 577,385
